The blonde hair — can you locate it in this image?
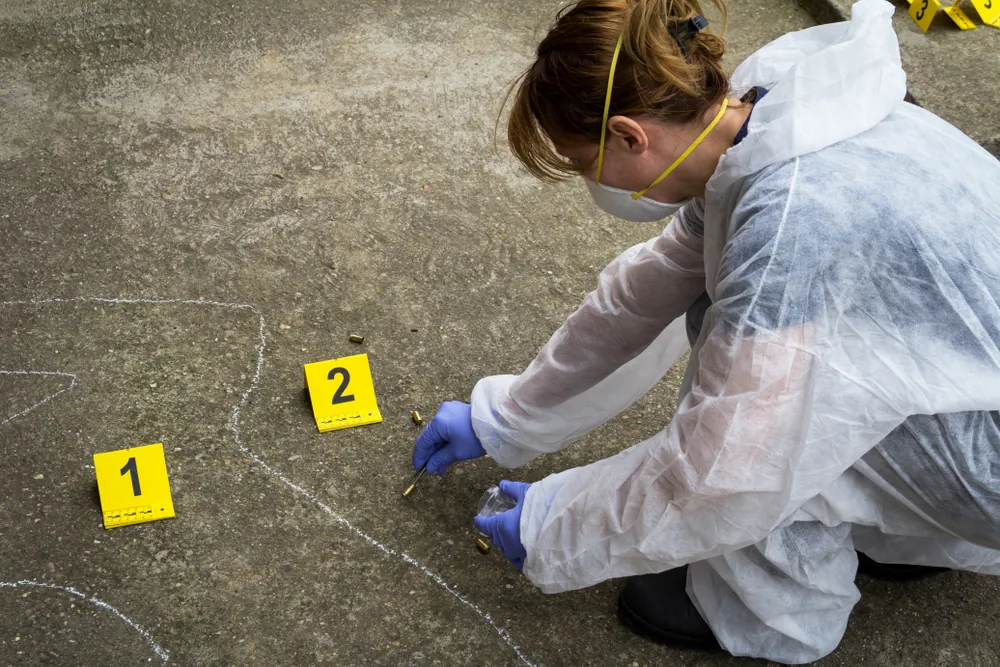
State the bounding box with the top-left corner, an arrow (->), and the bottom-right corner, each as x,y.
503,0 -> 729,181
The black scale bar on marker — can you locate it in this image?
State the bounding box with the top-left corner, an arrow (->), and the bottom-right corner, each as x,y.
105,504 -> 155,525
321,413 -> 364,425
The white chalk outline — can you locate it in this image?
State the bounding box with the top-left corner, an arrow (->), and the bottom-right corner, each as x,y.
0,370 -> 77,427
1,296 -> 538,667
0,579 -> 169,662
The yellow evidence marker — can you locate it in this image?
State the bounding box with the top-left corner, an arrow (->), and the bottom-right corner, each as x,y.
304,353 -> 383,432
970,0 -> 1000,24
94,443 -> 175,529
943,3 -> 977,28
909,0 -> 942,31
972,0 -> 1000,27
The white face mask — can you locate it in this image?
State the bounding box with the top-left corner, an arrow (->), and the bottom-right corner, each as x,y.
586,179 -> 691,222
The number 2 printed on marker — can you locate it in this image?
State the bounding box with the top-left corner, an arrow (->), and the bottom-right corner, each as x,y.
328,367 -> 355,405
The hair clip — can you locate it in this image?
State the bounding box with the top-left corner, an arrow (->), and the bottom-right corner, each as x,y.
669,14 -> 709,62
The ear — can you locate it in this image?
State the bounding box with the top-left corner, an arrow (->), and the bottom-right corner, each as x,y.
607,116 -> 649,153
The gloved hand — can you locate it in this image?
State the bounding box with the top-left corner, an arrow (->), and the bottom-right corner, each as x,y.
412,401 -> 486,474
473,480 -> 531,570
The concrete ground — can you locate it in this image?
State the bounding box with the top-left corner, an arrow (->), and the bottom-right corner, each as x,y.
1,1 -> 998,666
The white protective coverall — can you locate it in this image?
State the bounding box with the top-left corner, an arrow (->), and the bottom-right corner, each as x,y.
469,0 -> 1000,662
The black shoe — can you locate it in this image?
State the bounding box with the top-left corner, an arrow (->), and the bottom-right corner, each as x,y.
618,566 -> 722,652
856,552 -> 951,582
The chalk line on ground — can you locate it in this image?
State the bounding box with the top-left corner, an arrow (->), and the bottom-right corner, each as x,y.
1,296 -> 537,667
0,370 -> 77,427
0,579 -> 169,663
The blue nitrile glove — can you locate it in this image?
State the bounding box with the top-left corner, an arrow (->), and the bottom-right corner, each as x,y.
412,401 -> 486,475
473,481 -> 531,570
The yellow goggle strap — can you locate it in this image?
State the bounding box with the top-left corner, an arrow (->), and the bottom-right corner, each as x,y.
594,34 -> 624,185
632,97 -> 729,200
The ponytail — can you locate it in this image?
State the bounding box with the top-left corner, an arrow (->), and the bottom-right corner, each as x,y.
503,0 -> 729,181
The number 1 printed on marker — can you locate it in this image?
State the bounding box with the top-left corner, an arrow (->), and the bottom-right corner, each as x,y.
120,456 -> 141,496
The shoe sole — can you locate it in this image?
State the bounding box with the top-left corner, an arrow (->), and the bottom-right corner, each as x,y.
617,594 -> 721,652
